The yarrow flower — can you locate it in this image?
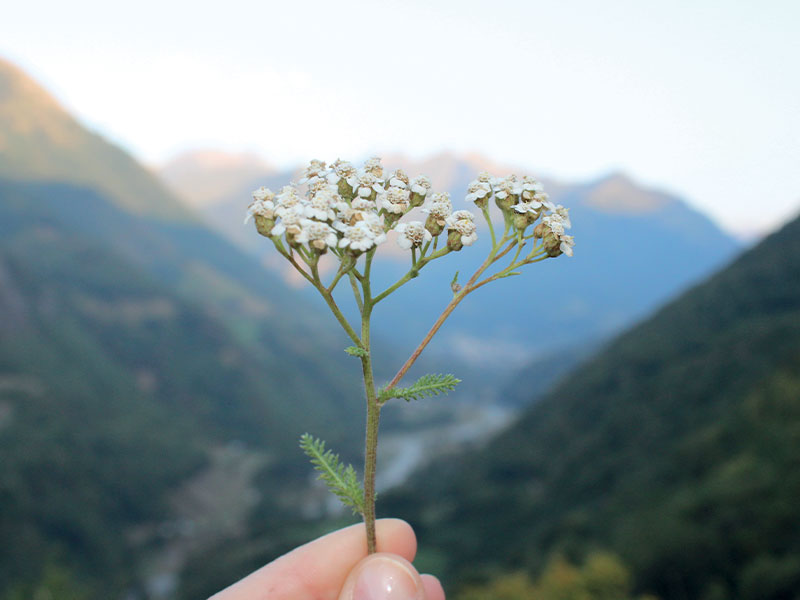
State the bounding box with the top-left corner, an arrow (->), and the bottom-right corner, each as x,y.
296,219 -> 339,252
446,210 -> 478,249
410,175 -> 431,197
245,157 -> 575,557
339,221 -> 379,253
395,221 -> 432,250
465,179 -> 492,205
379,186 -> 411,214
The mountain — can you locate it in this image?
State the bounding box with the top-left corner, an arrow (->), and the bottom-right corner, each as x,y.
160,152 -> 741,382
0,60 -> 368,596
0,59 -> 187,221
161,150 -> 277,209
383,209 -> 800,600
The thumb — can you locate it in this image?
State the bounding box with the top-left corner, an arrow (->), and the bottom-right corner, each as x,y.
338,553 -> 426,600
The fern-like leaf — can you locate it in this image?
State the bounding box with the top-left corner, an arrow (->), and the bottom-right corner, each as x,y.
379,373 -> 461,403
299,433 -> 364,515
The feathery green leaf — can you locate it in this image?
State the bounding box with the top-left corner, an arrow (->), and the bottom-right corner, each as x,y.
299,433 -> 364,514
379,373 -> 461,403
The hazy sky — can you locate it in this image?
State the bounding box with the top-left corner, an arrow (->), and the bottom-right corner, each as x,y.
3,0 -> 799,236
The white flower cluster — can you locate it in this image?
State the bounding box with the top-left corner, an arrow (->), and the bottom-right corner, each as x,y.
465,172 -> 574,257
246,157 -> 476,256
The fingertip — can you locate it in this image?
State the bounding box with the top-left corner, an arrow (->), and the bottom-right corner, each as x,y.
421,574 -> 446,600
375,518 -> 417,562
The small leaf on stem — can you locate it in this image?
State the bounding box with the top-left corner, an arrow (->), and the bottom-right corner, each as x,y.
344,346 -> 369,358
379,373 -> 461,404
300,434 -> 364,515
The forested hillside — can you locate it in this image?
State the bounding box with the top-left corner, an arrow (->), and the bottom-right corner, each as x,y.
0,180 -> 366,597
384,211 -> 800,600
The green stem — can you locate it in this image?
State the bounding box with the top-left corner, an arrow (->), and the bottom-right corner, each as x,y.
348,271 -> 364,313
359,278 -> 379,553
372,247 -> 450,304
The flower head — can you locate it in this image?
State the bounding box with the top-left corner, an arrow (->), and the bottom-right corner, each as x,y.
465,179 -> 492,205
299,159 -> 328,184
379,186 -> 411,214
356,172 -> 384,199
296,219 -> 338,251
395,221 -> 432,250
305,188 -> 340,222
363,157 -> 384,178
245,187 -> 276,224
410,175 -> 432,197
339,220 -> 380,253
446,210 -> 478,248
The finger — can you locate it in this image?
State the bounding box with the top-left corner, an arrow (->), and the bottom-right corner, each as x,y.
211,518 -> 417,600
337,553 -> 425,600
421,574 -> 446,600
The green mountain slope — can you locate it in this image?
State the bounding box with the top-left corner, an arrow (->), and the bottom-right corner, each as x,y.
0,180 -> 365,596
384,211 -> 800,600
0,58 -> 188,221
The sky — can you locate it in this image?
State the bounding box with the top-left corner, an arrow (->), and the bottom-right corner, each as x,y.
3,0 -> 799,237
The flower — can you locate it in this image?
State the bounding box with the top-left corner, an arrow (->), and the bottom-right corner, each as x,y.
520,175 -> 544,199
334,197 -> 377,229
361,212 -> 388,246
422,192 -> 453,235
446,210 -> 478,247
493,175 -> 522,201
395,221 -> 432,250
465,179 -> 492,204
304,188 -> 340,222
295,219 -> 338,251
339,221 -> 380,252
275,185 -> 305,218
299,159 -> 328,184
387,169 -> 409,189
423,193 -> 452,220
543,212 -> 567,236
245,187 -> 276,224
355,172 -> 384,199
559,234 -> 575,257
330,159 -> 358,188
410,175 -> 431,197
363,157 -> 384,178
540,210 -> 575,257
553,205 -> 571,228
271,210 -> 304,239
379,186 -> 411,214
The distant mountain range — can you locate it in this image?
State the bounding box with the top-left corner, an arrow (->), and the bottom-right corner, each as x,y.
161,151 -> 743,386
384,210 -> 800,600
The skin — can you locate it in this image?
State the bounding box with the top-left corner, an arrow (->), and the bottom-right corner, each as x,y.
210,519 -> 445,600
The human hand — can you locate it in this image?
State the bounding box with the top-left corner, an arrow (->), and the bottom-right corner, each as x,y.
210,518 -> 445,600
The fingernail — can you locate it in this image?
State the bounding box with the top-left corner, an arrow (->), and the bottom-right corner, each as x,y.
352,555 -> 422,600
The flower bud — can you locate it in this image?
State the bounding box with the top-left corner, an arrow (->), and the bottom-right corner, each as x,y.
447,229 -> 464,251
513,213 -> 529,231
425,214 -> 444,237
495,194 -> 516,212
543,232 -> 563,257
254,215 -> 275,237
533,222 -> 548,239
337,178 -> 355,200
409,192 -> 426,209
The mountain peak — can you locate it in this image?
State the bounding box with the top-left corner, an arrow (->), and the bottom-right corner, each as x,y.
583,172 -> 675,214
0,57 -> 192,222
160,150 -> 275,208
